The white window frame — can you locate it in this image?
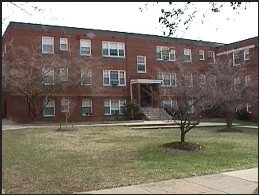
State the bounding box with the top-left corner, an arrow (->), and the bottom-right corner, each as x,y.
162,99 -> 177,109
234,77 -> 242,91
137,56 -> 146,73
60,68 -> 68,82
245,75 -> 251,86
199,50 -> 204,60
42,68 -> 54,85
81,69 -> 92,85
61,98 -> 70,113
104,99 -> 126,115
247,102 -> 252,113
80,39 -> 91,56
156,46 -> 176,61
187,99 -> 194,114
184,74 -> 193,87
158,72 -> 177,87
102,41 -> 125,58
82,99 -> 92,116
43,99 -> 55,117
60,38 -> 68,50
233,51 -> 241,66
208,51 -> 215,64
208,75 -> 217,88
244,49 -> 250,61
184,48 -> 192,62
42,36 -> 54,54
103,70 -> 126,86
199,74 -> 206,85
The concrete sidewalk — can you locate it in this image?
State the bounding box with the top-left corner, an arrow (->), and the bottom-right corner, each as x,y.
73,167 -> 258,194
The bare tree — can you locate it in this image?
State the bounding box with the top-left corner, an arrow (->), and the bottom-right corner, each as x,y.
2,38 -> 62,121
211,51 -> 258,130
150,46 -> 215,143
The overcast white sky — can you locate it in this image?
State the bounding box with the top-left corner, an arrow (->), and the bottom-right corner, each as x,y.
2,2 -> 258,44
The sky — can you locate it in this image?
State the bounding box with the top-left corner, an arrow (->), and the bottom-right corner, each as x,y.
2,2 -> 258,44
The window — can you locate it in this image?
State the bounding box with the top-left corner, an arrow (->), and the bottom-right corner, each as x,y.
233,51 -> 241,66
208,75 -> 216,88
60,38 -> 68,50
199,74 -> 206,85
60,68 -> 68,82
103,70 -> 126,86
104,99 -> 126,115
43,99 -> 55,117
81,69 -> 92,85
199,50 -> 204,60
156,46 -> 175,61
247,102 -> 252,113
162,99 -> 177,109
234,77 -> 242,91
158,72 -> 177,87
244,49 -> 250,60
137,56 -> 146,73
82,99 -> 92,116
80,39 -> 91,56
42,68 -> 54,85
245,75 -> 251,86
208,51 -> 215,64
187,99 -> 194,114
61,98 -> 70,113
102,41 -> 125,57
42,36 -> 54,54
184,74 -> 193,87
184,49 -> 192,62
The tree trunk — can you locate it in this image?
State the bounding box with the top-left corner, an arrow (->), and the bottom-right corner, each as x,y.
181,131 -> 185,142
226,111 -> 234,129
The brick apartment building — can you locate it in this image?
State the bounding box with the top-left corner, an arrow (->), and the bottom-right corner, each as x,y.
2,22 -> 258,123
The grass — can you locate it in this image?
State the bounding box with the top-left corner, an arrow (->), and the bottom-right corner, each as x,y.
2,125 -> 258,194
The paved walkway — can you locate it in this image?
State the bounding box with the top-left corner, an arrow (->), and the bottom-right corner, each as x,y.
73,168 -> 258,194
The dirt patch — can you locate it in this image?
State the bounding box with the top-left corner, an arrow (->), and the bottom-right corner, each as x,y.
216,127 -> 243,133
160,141 -> 205,152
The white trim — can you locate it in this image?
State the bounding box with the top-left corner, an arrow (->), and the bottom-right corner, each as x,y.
60,38 -> 68,50
184,48 -> 192,62
80,39 -> 91,56
42,36 -> 54,54
82,99 -> 92,116
43,99 -> 55,117
199,50 -> 204,60
102,41 -> 125,58
216,45 -> 255,56
137,55 -> 146,73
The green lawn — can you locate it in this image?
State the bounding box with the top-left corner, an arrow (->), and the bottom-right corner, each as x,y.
2,125 -> 258,194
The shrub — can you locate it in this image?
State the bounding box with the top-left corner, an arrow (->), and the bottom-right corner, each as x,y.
235,109 -> 251,120
124,102 -> 143,120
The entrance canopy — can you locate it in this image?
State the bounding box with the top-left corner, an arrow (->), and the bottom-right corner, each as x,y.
130,79 -> 163,85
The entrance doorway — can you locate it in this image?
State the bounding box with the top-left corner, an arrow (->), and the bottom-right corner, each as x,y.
140,84 -> 151,107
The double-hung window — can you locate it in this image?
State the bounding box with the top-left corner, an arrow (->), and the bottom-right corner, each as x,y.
247,102 -> 252,113
61,98 -> 70,113
42,68 -> 54,85
187,99 -> 194,114
60,38 -> 68,50
199,74 -> 206,85
102,41 -> 125,57
60,68 -> 68,82
82,99 -> 92,116
244,49 -> 250,60
80,39 -> 91,56
156,46 -> 175,61
158,72 -> 177,87
42,36 -> 54,54
103,70 -> 126,86
208,51 -> 215,64
234,77 -> 242,91
43,99 -> 55,117
81,69 -> 92,85
184,74 -> 193,87
184,49 -> 192,62
162,99 -> 177,109
233,51 -> 241,66
199,50 -> 204,60
137,56 -> 146,73
245,75 -> 251,86
104,99 -> 126,115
